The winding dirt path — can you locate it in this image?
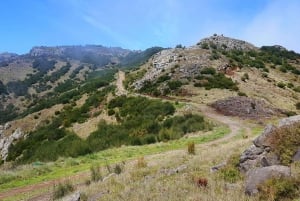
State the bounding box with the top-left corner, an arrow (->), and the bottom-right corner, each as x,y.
116,70 -> 127,96
0,71 -> 252,200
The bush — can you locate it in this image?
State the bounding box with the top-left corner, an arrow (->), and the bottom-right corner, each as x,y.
167,80 -> 183,90
241,73 -> 249,82
269,122 -> 300,165
53,182 -> 74,199
194,73 -> 238,91
108,109 -> 115,116
90,164 -> 102,182
238,91 -> 247,97
114,164 -> 122,174
296,102 -> 300,110
201,67 -> 216,75
258,177 -> 300,201
218,153 -> 242,183
187,142 -> 195,155
277,82 -> 286,88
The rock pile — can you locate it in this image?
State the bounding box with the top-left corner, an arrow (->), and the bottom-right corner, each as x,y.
211,96 -> 283,119
239,115 -> 300,195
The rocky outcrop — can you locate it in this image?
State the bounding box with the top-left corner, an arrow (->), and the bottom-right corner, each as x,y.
0,127 -> 24,160
197,34 -> 257,51
211,96 -> 284,119
278,115 -> 300,127
245,165 -> 291,195
240,115 -> 300,195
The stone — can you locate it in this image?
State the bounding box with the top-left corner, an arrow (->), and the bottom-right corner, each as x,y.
279,115 -> 300,127
245,165 -> 290,195
102,173 -> 116,182
0,128 -> 24,160
292,148 -> 300,162
61,191 -> 80,201
240,145 -> 264,163
4,123 -> 11,130
239,145 -> 280,173
210,162 -> 226,172
253,125 -> 277,148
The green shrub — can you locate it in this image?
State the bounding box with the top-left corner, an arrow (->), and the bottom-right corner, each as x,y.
238,91 -> 247,97
167,80 -> 183,90
269,122 -> 300,165
108,109 -> 115,116
194,73 -> 238,91
241,73 -> 249,82
201,43 -> 209,49
277,82 -> 286,88
53,182 -> 74,199
201,67 -> 216,75
258,177 -> 300,201
114,164 -> 122,175
218,153 -> 242,183
90,164 -> 102,182
296,102 -> 300,110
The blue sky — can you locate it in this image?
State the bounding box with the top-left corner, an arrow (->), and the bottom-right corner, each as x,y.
1,0 -> 300,54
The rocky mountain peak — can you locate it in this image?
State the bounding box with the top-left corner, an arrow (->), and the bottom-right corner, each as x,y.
197,34 -> 257,51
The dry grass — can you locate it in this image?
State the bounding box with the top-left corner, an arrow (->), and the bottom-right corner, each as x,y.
76,130 -> 260,201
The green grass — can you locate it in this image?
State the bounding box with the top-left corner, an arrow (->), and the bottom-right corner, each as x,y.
0,126 -> 229,194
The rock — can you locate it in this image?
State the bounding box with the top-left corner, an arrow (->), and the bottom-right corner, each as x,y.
245,165 -> 290,195
240,145 -> 264,163
239,145 -> 280,173
210,162 -> 226,172
160,164 -> 188,176
253,125 -> 277,148
102,173 -> 116,182
61,191 -> 80,201
0,128 -> 24,160
4,123 -> 11,130
292,148 -> 300,162
175,164 -> 187,173
279,115 -> 300,127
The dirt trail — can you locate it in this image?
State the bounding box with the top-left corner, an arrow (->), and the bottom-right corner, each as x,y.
0,71 -> 252,200
0,172 -> 88,200
116,70 -> 127,96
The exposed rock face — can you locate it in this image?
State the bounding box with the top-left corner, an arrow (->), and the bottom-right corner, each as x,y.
0,127 -> 24,160
197,34 -> 257,51
245,165 -> 291,195
61,191 -> 81,201
278,115 -> 300,127
240,115 -> 300,195
211,96 -> 283,119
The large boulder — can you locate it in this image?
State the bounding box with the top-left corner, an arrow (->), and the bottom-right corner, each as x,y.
279,115 -> 300,127
245,165 -> 291,195
253,124 -> 277,148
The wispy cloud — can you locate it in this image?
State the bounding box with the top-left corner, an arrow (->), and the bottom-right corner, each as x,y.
242,0 -> 300,51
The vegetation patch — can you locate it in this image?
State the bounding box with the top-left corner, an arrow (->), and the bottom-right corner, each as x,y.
269,122 -> 300,165
194,71 -> 238,91
258,177 -> 300,201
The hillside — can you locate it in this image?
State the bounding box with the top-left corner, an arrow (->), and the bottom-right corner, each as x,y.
1,35 -> 300,200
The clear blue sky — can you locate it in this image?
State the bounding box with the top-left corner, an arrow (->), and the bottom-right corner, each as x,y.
1,0 -> 300,54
